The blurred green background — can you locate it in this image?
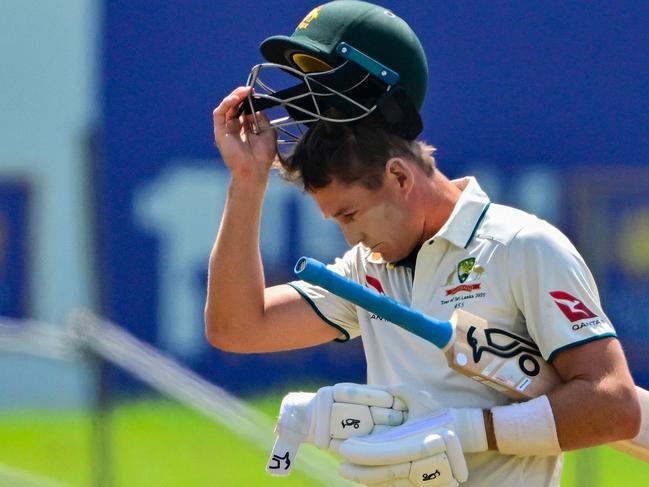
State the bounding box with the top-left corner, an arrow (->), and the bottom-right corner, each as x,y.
1,397 -> 648,486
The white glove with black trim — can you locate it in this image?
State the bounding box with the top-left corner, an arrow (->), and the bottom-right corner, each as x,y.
266,383 -> 406,476
387,385 -> 489,454
337,385 -> 489,486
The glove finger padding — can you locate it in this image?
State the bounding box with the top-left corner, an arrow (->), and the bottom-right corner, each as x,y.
267,390 -> 321,475
371,406 -> 406,426
328,384 -> 405,442
341,455 -> 459,487
267,383 -> 407,476
330,404 -> 405,438
372,480 -> 421,487
388,385 -> 442,417
387,385 -> 488,453
340,461 -> 410,484
339,428 -> 466,486
333,383 -> 399,408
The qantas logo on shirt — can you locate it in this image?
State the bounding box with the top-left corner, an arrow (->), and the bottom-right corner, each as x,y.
366,275 -> 385,295
549,291 -> 598,322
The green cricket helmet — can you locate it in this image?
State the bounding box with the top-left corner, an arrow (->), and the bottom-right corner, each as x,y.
242,0 -> 429,142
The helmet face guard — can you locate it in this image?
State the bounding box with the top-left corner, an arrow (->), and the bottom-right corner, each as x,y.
241,41 -> 422,145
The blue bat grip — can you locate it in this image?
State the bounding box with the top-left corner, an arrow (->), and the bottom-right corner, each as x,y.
294,256 -> 453,349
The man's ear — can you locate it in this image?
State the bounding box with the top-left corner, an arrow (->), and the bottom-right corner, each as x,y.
385,157 -> 414,193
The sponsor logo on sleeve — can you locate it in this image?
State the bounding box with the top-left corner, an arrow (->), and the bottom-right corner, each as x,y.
549,291 -> 603,330
549,291 -> 597,321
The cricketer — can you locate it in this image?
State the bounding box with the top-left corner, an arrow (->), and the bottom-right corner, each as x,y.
204,2 -> 641,485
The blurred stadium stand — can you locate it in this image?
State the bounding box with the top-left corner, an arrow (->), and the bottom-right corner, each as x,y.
100,0 -> 648,395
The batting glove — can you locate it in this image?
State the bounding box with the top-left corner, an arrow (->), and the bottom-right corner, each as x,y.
387,385 -> 489,454
266,383 -> 406,476
336,385 -> 489,486
338,413 -> 468,486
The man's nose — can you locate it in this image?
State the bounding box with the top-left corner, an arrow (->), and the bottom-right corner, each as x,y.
341,223 -> 364,247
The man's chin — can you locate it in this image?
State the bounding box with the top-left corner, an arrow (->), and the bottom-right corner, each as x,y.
381,251 -> 403,264
384,245 -> 420,264
365,243 -> 416,264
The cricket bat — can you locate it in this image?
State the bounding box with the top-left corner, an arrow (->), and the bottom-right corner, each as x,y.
294,256 -> 649,462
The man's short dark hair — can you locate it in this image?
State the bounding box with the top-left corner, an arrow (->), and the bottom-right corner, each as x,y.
278,119 -> 436,192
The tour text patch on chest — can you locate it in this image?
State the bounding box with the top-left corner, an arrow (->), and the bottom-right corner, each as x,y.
439,258 -> 487,308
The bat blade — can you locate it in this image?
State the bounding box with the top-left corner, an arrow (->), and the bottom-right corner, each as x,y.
447,310 -> 561,399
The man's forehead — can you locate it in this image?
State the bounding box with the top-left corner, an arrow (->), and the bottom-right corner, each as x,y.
310,179 -> 372,217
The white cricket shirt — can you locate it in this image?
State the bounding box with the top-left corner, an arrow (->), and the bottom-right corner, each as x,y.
290,177 -> 616,487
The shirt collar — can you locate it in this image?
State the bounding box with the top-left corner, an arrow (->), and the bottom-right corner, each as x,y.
432,176 -> 491,249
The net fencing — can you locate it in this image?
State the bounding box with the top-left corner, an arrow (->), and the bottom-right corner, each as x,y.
0,310 -> 357,487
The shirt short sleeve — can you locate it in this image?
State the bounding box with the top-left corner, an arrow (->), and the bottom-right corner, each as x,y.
289,249 -> 362,341
508,221 -> 617,362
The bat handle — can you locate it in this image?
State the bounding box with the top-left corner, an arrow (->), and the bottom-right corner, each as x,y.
294,257 -> 453,349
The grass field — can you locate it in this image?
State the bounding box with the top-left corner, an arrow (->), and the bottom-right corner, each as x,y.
0,397 -> 647,486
